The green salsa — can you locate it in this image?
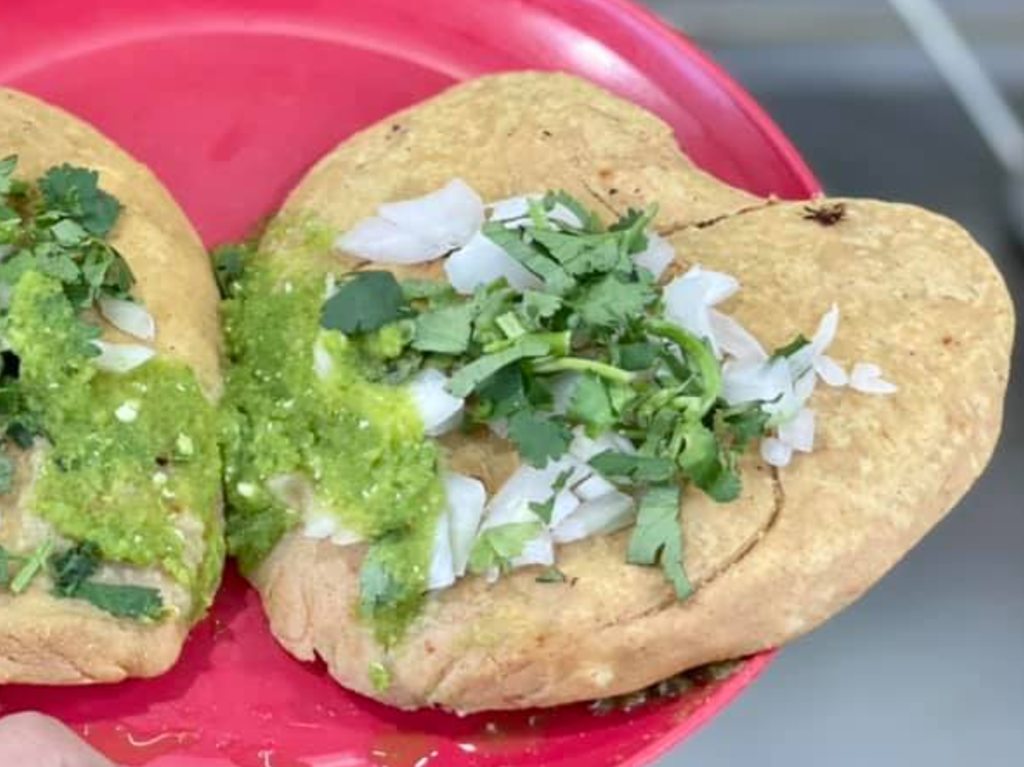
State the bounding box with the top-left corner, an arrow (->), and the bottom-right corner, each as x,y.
222,218 -> 445,645
5,269 -> 223,616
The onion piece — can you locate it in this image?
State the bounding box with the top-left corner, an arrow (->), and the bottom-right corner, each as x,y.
709,310 -> 767,362
98,297 -> 155,341
722,357 -> 790,406
778,408 -> 815,453
574,474 -> 618,502
408,368 -> 464,436
444,472 -> 487,577
444,231 -> 542,294
427,510 -> 456,591
634,232 -> 674,280
552,490 -> 635,544
849,362 -> 898,395
663,266 -> 740,356
488,194 -> 583,229
335,216 -> 437,264
760,437 -> 793,468
814,355 -> 848,387
378,179 -> 484,251
548,489 -> 582,528
91,340 -> 155,374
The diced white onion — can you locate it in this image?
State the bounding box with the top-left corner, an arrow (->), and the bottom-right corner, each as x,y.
408,368 -> 464,436
444,472 -> 487,577
663,266 -> 740,356
849,362 -> 898,395
488,194 -> 583,229
513,529 -> 555,568
378,179 -> 484,251
444,231 -> 542,294
634,232 -> 674,280
760,437 -> 793,468
91,340 -> 155,374
337,179 -> 483,265
574,473 -> 618,502
484,460 -> 588,528
336,216 -> 438,264
811,304 -> 840,354
722,357 -> 790,406
778,408 -> 815,453
552,490 -> 635,544
814,355 -> 849,387
709,310 -> 767,362
548,489 -> 582,528
98,297 -> 156,342
427,510 -> 456,591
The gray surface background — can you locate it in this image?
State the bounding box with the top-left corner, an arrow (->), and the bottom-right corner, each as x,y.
638,2 -> 1024,765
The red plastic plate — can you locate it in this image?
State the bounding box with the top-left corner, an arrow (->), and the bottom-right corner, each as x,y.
0,2 -> 819,765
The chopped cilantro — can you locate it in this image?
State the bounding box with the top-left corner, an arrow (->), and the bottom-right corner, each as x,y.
468,522 -> 543,574
590,451 -> 675,484
627,485 -> 691,599
507,410 -> 573,468
321,271 -> 406,334
49,541 -> 165,620
39,164 -> 122,237
412,302 -> 475,354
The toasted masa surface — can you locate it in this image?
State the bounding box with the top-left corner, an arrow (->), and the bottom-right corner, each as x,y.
0,88 -> 223,684
251,73 -> 1014,711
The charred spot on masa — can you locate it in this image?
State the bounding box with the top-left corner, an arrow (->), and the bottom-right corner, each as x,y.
597,168 -> 613,182
803,202 -> 847,226
608,187 -> 619,196
390,123 -> 403,133
942,335 -> 955,346
541,129 -> 553,138
424,640 -> 436,655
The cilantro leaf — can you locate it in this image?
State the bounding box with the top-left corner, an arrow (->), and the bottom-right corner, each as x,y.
520,290 -> 562,324
448,334 -> 553,397
530,229 -> 621,276
543,191 -> 603,232
677,423 -> 740,503
482,223 -> 575,294
48,540 -> 165,619
400,279 -> 456,303
72,582 -> 165,620
468,522 -> 543,574
50,541 -> 101,596
616,341 -> 660,371
627,484 -> 691,599
507,410 -> 572,467
412,302 -> 475,354
568,373 -> 616,434
321,271 -> 406,335
473,365 -> 528,420
590,451 -> 676,484
573,274 -> 656,327
39,164 -> 122,237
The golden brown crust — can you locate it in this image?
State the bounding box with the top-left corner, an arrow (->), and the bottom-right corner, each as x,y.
0,88 -> 222,684
252,73 -> 1014,712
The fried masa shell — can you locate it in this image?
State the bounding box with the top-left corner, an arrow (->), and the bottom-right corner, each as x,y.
250,72 -> 1014,711
0,88 -> 223,684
